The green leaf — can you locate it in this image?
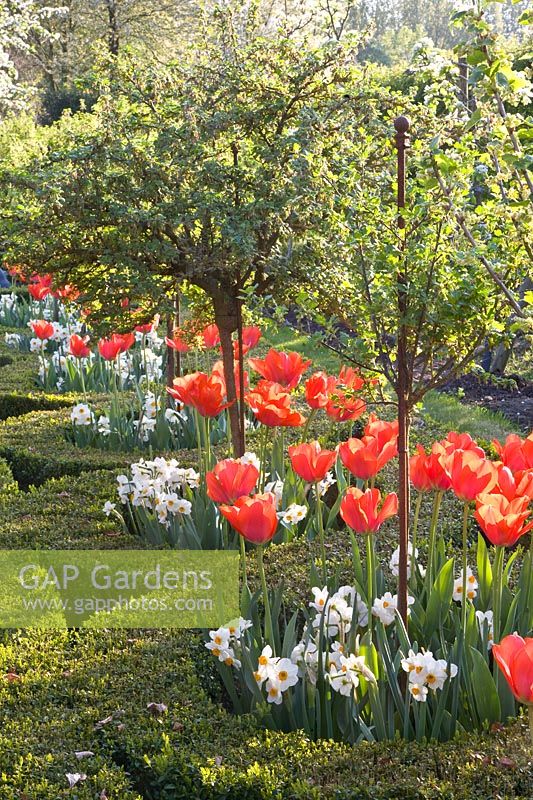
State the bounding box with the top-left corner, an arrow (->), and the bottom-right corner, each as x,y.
423,558 -> 454,639
469,646 -> 500,724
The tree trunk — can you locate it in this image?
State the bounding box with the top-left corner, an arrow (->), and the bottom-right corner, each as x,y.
236,299 -> 246,456
212,292 -> 242,457
175,292 -> 182,378
489,276 -> 533,375
166,313 -> 175,395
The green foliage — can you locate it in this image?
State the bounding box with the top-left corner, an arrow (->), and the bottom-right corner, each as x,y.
0,408 -> 137,488
421,390 -> 520,443
0,627 -> 532,799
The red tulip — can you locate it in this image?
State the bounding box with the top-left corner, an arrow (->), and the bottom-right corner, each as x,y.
441,431 -> 485,458
493,433 -> 533,473
69,334 -> 91,359
338,366 -> 365,391
135,322 -> 154,334
242,326 -> 262,350
245,380 -> 306,428
409,444 -> 434,492
339,435 -> 397,480
28,282 -> 51,301
55,284 -> 80,302
167,371 -> 232,417
492,634 -> 533,705
340,487 -> 398,535
491,464 -> 533,503
219,493 -> 278,545
30,320 -> 55,340
305,371 -> 337,410
364,414 -> 399,450
114,332 -> 135,353
288,441 -> 338,483
450,450 -> 496,502
98,337 -> 123,361
212,360 -> 249,399
165,332 -> 190,353
325,389 -> 366,423
248,348 -> 311,390
202,324 -> 220,349
474,493 -> 533,547
206,458 -> 259,504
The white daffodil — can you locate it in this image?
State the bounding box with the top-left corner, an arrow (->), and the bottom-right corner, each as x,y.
240,451 -> 260,471
409,682 -> 428,702
70,403 -> 94,426
267,658 -> 298,691
102,501 -> 116,517
453,566 -> 478,603
264,479 -> 284,508
281,503 -> 308,525
265,679 -> 283,705
476,610 -> 494,650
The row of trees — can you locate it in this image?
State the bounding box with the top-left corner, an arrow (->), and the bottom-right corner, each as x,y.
2,0 -> 530,119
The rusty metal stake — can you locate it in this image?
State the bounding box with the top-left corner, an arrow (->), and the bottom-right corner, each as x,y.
394,115 -> 411,628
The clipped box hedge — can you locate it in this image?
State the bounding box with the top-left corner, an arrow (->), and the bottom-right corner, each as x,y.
0,468 -> 138,549
0,628 -> 531,800
0,408 -> 139,488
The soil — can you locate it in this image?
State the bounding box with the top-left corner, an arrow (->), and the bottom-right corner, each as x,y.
442,373 -> 533,432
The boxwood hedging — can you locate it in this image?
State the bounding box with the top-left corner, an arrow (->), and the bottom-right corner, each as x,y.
0,628 -> 531,800
0,408 -> 140,488
0,334 -> 76,419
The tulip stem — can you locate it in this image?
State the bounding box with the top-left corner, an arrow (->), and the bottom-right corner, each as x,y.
427,491 -> 443,590
410,492 -> 422,587
239,535 -> 248,588
314,482 -> 328,585
461,501 -> 470,636
492,545 -> 504,645
301,408 -> 317,441
366,533 -> 374,642
528,704 -> 533,747
257,545 -> 274,651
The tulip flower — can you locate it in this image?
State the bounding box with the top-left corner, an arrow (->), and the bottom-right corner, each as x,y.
55,284 -> 80,302
305,371 -> 337,410
340,487 -> 398,536
409,445 -> 434,492
219,492 -> 278,544
206,458 -> 259,504
492,634 -> 533,744
248,348 -> 311,390
135,322 -> 155,334
98,337 -> 123,361
69,334 -> 91,359
202,323 -> 220,349
493,432 -> 533,473
339,436 -> 396,481
241,326 -> 262,350
364,414 -> 399,450
114,332 -> 136,353
212,360 -> 249,399
491,464 -> 533,503
449,451 -> 496,503
220,492 -> 278,647
245,380 -> 305,428
28,283 -> 50,301
165,332 -> 190,353
338,365 -> 366,391
341,487 -> 398,634
167,371 -> 233,418
475,493 -> 533,548
441,431 -> 484,458
30,320 -> 55,340
325,389 -> 366,423
288,441 -> 338,484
